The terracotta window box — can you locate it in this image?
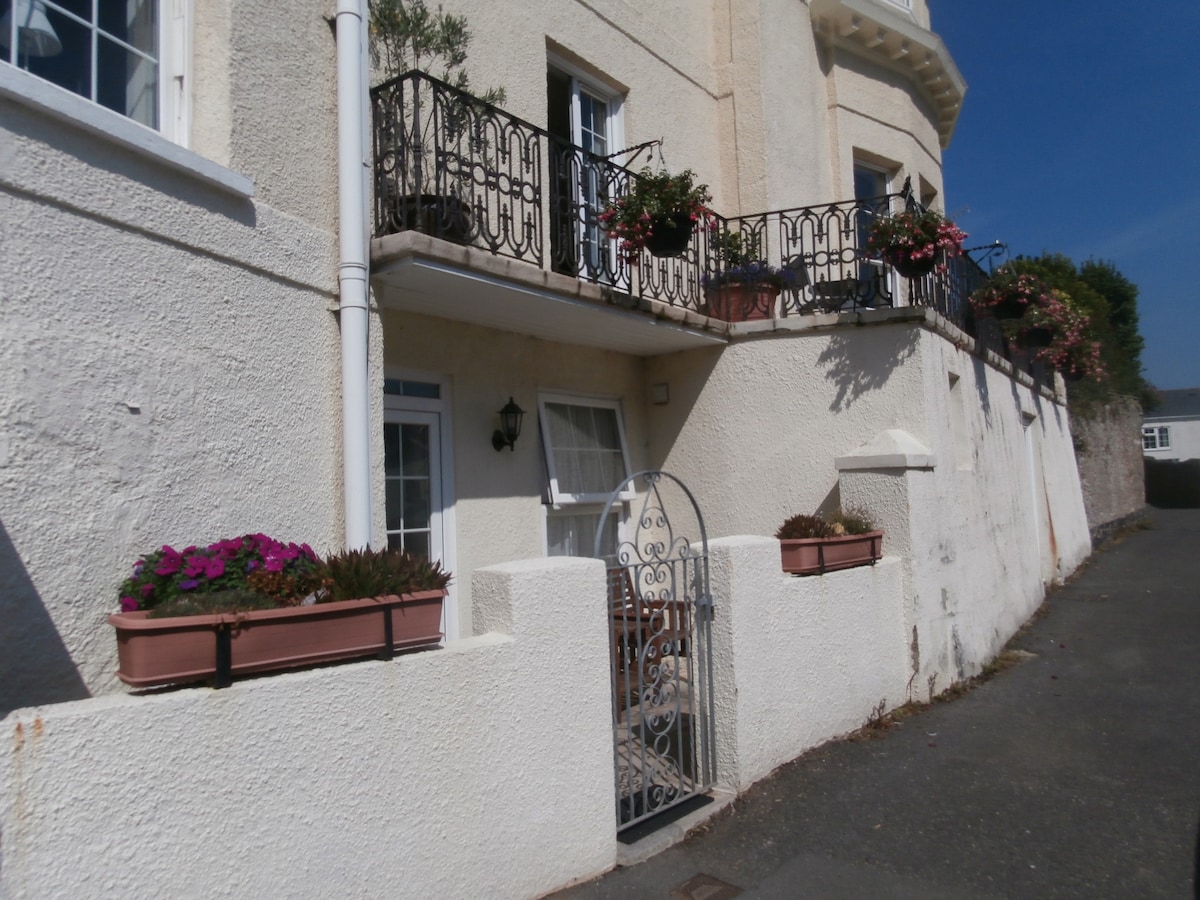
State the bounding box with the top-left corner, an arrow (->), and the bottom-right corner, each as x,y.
108,590 -> 446,688
779,532 -> 884,576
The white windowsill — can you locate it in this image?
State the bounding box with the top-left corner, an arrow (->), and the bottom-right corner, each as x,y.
0,64 -> 254,198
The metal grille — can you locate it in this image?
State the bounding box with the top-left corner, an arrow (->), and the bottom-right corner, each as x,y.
595,471 -> 715,831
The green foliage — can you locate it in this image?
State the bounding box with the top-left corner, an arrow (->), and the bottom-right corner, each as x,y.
829,507 -> 876,536
368,0 -> 505,104
1005,254 -> 1151,413
147,590 -> 281,619
322,547 -> 452,602
775,514 -> 838,540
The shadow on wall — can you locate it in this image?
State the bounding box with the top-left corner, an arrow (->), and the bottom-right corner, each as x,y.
1144,458 -> 1200,508
817,327 -> 918,412
0,518 -> 90,717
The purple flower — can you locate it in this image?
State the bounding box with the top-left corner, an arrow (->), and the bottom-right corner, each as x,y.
140,583 -> 154,599
132,561 -> 143,576
119,596 -> 139,612
203,557 -> 225,579
179,579 -> 200,591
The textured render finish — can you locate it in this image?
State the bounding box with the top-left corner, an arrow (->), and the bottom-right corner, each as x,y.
835,330 -> 1091,696
0,557 -> 615,899
1074,397 -> 1146,532
647,320 -> 1091,696
708,538 -> 906,790
1,89 -> 340,713
225,0 -> 338,226
378,311 -> 653,638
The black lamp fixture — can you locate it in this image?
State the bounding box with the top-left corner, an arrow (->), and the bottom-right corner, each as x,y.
491,397 -> 525,451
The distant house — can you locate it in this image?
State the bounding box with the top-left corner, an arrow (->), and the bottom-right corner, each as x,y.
1143,389 -> 1200,461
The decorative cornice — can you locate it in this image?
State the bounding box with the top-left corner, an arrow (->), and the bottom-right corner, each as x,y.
810,0 -> 966,149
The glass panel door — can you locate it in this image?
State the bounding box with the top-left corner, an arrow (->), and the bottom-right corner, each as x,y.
383,410 -> 443,564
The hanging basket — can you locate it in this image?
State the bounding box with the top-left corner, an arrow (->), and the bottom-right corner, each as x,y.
886,249 -> 937,278
1019,325 -> 1056,349
644,212 -> 696,258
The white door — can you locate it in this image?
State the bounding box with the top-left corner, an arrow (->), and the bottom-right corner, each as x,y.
383,408 -> 456,638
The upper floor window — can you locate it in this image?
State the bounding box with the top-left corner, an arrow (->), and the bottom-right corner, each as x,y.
1142,426 -> 1170,451
2,0 -> 184,137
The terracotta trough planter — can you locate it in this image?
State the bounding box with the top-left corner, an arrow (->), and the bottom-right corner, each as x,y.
109,590 -> 446,688
704,284 -> 779,321
779,532 -> 884,576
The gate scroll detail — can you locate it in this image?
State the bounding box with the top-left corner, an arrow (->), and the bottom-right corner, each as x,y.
594,470 -> 716,831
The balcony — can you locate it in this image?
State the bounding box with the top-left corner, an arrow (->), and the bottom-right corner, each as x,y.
370,71 -> 1051,387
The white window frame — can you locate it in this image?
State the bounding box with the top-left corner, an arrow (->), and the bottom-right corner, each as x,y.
538,391 -> 635,560
538,392 -> 635,507
383,369 -> 459,641
1142,425 -> 1171,451
2,0 -> 190,143
548,54 -> 624,278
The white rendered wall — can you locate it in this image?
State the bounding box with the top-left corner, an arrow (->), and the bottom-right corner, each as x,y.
646,313 -> 1092,696
0,95 -> 343,715
708,538 -> 906,790
0,557 -> 615,900
377,311 -> 653,638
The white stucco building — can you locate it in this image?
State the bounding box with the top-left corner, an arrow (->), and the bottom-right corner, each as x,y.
1,2 -> 1093,896
1143,388 -> 1200,461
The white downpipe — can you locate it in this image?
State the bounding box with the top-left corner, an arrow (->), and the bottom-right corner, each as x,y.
336,0 -> 372,550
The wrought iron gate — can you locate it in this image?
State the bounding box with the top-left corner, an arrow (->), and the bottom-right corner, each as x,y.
594,471 -> 716,831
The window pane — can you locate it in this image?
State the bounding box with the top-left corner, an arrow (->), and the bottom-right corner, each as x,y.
403,479 -> 430,531
544,400 -> 629,499
401,424 -> 429,477
383,423 -> 401,476
98,33 -> 156,127
404,531 -> 430,560
25,8 -> 90,101
99,0 -> 157,53
385,480 -> 404,530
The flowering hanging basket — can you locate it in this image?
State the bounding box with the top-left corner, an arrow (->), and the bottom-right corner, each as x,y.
885,250 -> 937,279
643,212 -> 696,257
599,166 -> 712,263
867,208 -> 965,278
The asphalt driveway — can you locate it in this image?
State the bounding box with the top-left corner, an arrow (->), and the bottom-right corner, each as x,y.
556,508 -> 1200,899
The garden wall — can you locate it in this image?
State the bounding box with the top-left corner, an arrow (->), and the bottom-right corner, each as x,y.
1,547 -> 910,898
1073,396 -> 1146,540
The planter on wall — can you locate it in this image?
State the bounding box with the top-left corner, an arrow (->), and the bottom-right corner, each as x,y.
379,192 -> 472,243
109,590 -> 446,689
704,284 -> 779,322
779,532 -> 884,576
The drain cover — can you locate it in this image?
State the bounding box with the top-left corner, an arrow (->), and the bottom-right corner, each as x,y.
670,873 -> 742,900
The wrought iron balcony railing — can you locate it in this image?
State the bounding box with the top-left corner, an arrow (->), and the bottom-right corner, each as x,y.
371,70 -> 1053,390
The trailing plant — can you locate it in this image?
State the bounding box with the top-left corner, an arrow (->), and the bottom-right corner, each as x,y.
599,167 -> 713,263
866,208 -> 966,271
322,547 -> 452,602
970,269 -> 1105,381
703,231 -> 800,291
968,269 -> 1048,320
119,534 -> 326,613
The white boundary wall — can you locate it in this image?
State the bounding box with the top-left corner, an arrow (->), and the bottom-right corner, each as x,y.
2,546 -> 914,898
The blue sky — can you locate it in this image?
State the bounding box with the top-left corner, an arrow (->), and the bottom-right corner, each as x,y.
928,1 -> 1200,389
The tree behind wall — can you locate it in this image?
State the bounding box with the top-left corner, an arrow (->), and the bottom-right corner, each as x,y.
1005,253 -> 1152,413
